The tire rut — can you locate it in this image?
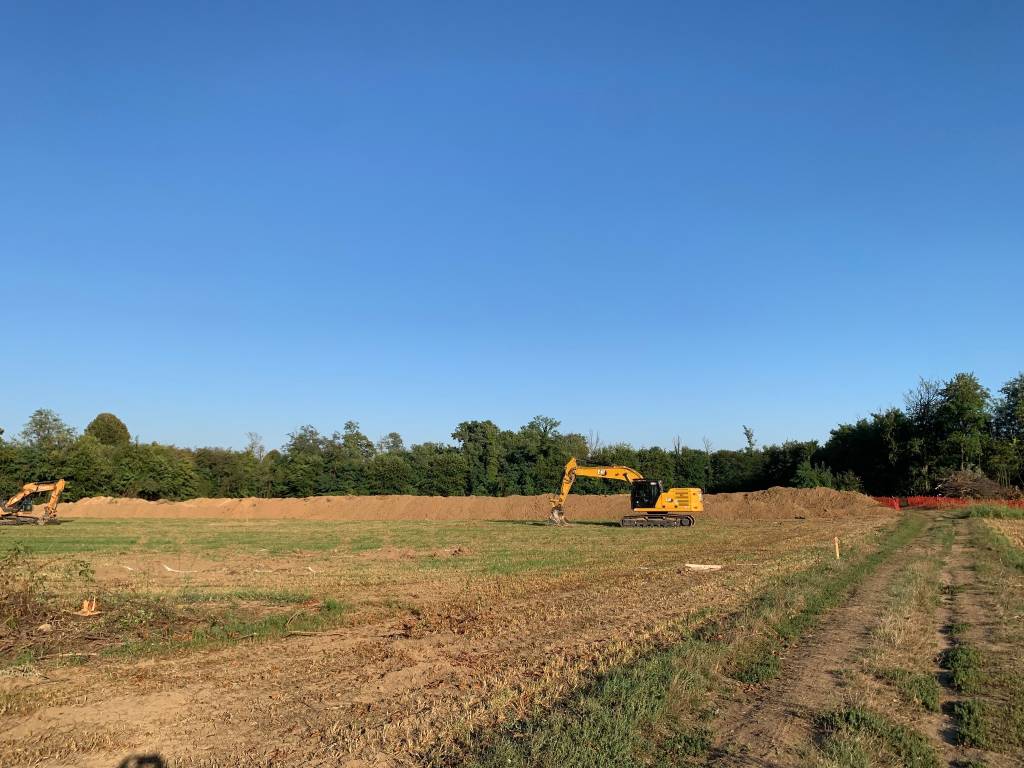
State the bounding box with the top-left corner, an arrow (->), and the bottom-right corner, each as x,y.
929,520 -> 966,766
706,525 -> 925,767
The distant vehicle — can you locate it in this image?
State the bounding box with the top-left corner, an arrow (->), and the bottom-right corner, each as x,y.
549,458 -> 702,527
0,479 -> 65,525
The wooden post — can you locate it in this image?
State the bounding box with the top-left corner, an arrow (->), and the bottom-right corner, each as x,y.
833,536 -> 841,560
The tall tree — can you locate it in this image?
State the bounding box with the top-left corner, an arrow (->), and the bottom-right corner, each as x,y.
377,432 -> 405,453
84,412 -> 131,446
245,432 -> 266,462
365,453 -> 416,494
904,378 -> 944,492
20,409 -> 77,450
342,421 -> 375,460
937,372 -> 990,471
993,373 -> 1024,441
452,420 -> 502,495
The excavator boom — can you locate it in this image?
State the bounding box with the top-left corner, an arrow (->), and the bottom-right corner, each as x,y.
549,458 -> 643,523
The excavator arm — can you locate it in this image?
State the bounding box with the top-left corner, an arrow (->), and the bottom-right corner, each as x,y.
1,480 -> 65,524
549,458 -> 644,524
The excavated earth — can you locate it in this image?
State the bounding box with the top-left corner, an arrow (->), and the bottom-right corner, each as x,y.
60,486 -> 888,522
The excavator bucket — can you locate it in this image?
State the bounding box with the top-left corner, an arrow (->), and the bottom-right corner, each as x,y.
548,505 -> 567,525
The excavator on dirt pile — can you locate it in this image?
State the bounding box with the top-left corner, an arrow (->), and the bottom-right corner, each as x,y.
0,480 -> 65,525
550,458 -> 702,527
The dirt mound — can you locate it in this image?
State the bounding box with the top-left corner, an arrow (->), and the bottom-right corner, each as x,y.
706,486 -> 888,520
59,487 -> 890,522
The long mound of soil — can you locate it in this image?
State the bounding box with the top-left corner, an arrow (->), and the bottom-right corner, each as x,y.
59,487 -> 890,522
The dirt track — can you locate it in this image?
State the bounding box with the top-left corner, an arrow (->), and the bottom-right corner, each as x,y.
59,486 -> 888,522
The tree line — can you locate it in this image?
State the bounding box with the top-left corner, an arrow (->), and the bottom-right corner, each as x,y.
0,371 -> 1021,502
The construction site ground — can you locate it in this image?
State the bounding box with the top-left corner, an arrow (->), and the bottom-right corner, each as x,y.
2,490 -> 1020,767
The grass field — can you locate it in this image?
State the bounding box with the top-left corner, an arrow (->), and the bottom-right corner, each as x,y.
1,516 -> 862,664
2,505 -> 1022,768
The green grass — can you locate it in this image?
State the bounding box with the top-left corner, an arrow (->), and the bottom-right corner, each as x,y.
954,699 -> 990,748
348,533 -> 384,552
955,520 -> 1024,753
110,598 -> 348,658
874,667 -> 941,712
967,517 -> 1024,573
817,706 -> 939,768
450,514 -> 924,768
961,504 -> 1024,520
4,514 -> 787,584
0,518 -> 737,578
479,546 -> 585,575
176,587 -> 314,605
942,642 -> 982,694
460,647 -> 688,768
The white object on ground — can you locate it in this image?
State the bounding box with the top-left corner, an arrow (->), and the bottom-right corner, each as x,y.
161,563 -> 196,573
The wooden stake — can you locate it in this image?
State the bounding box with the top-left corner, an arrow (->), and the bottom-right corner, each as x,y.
833,536 -> 841,560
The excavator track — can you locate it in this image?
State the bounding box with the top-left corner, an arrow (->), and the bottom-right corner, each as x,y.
0,515 -> 56,526
620,514 -> 694,528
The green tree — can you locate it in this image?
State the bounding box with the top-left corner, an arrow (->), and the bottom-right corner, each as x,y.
84,412 -> 131,446
993,373 -> 1024,440
365,453 -> 416,494
63,435 -> 115,499
760,441 -> 818,488
672,446 -> 710,489
111,443 -> 199,500
280,426 -> 327,496
245,432 -> 266,462
342,421 -> 375,461
904,378 -> 944,492
710,449 -> 763,492
742,425 -> 756,454
19,409 -> 77,450
817,409 -> 913,495
937,372 -> 990,471
377,432 -> 405,453
984,439 -> 1022,488
409,443 -> 468,496
792,460 -> 861,491
452,420 -> 503,495
194,447 -> 261,497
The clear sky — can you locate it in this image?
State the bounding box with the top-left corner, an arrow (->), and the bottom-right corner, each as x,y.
2,2 -> 1022,452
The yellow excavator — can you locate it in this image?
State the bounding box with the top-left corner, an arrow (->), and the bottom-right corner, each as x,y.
0,480 -> 65,525
550,458 -> 702,527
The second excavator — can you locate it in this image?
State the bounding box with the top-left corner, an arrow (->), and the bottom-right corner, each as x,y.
0,480 -> 65,525
550,457 -> 702,527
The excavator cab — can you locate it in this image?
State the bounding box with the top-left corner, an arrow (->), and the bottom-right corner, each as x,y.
630,479 -> 664,511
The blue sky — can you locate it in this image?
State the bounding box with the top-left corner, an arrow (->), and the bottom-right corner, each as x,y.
2,2 -> 1022,451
